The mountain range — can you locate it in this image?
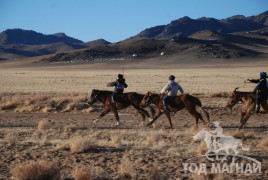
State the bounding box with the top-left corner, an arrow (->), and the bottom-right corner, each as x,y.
0,11 -> 268,62
0,29 -> 110,60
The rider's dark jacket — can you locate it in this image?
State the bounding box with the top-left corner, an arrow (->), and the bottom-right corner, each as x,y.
248,78 -> 268,95
107,78 -> 128,94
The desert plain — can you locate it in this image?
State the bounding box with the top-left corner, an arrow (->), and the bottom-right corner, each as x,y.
0,56 -> 268,180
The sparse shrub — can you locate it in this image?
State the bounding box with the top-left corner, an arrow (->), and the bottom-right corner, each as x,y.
72,167 -> 92,180
145,133 -> 157,147
62,103 -> 75,112
0,101 -> 17,110
258,137 -> 268,150
92,166 -> 109,179
38,120 -> 50,131
75,103 -> 89,110
4,132 -> 17,146
63,125 -> 76,133
70,137 -> 95,154
186,126 -> 199,136
147,166 -> 166,180
119,156 -> 136,179
166,147 -> 181,156
82,107 -> 95,113
110,134 -> 121,148
11,161 -> 61,180
56,99 -> 70,111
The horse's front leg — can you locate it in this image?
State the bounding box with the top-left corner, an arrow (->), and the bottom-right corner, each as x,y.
239,109 -> 252,129
146,109 -> 162,127
240,111 -> 246,124
110,106 -> 120,127
93,106 -> 110,124
132,105 -> 151,127
164,111 -> 173,129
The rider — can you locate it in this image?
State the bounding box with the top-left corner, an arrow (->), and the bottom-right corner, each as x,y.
160,75 -> 184,112
107,74 -> 128,106
247,71 -> 268,114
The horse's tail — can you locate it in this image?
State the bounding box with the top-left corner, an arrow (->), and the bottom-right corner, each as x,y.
187,94 -> 210,124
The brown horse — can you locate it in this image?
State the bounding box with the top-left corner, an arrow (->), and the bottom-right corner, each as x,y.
140,92 -> 210,129
88,89 -> 155,126
226,87 -> 268,129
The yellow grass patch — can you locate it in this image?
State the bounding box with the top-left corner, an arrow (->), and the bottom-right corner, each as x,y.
72,167 -> 92,180
70,137 -> 95,154
38,120 -> 50,131
11,161 -> 61,180
119,155 -> 136,179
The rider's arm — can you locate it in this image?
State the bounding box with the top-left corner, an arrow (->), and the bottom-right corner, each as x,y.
178,84 -> 184,94
160,84 -> 170,94
124,82 -> 128,88
106,81 -> 116,87
247,79 -> 259,84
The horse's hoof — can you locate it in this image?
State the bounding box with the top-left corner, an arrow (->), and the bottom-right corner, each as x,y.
146,123 -> 152,127
93,119 -> 99,124
111,122 -> 120,127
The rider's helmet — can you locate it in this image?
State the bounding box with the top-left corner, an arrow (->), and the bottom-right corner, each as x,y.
118,74 -> 124,79
169,75 -> 175,81
260,72 -> 267,79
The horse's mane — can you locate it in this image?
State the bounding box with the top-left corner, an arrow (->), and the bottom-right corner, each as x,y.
94,89 -> 113,94
234,91 -> 255,96
233,87 -> 255,96
95,89 -> 113,93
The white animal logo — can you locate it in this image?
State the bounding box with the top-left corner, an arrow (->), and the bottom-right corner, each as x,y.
193,122 -> 249,162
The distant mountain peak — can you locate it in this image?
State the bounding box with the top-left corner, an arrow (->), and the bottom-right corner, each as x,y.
54,32 -> 67,37
227,15 -> 246,20
0,29 -> 83,45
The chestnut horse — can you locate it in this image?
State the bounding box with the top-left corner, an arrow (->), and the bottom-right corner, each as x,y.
140,92 -> 210,129
88,89 -> 154,126
226,87 -> 268,129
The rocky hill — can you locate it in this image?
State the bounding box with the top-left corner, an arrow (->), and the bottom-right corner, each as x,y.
0,29 -> 83,45
0,29 -> 110,60
134,11 -> 268,39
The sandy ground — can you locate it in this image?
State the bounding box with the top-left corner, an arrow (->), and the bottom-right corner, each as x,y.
0,57 -> 268,179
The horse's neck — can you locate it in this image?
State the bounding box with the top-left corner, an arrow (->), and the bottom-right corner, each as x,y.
151,94 -> 161,105
98,91 -> 112,103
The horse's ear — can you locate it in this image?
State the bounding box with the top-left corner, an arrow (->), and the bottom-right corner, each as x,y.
234,87 -> 239,92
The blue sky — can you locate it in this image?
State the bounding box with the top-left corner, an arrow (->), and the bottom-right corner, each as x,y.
0,0 -> 267,42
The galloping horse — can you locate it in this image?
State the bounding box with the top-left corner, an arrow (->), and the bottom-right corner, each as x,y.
140,92 -> 210,129
88,89 -> 154,126
227,87 -> 268,129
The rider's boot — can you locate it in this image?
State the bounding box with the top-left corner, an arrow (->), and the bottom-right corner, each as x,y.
253,104 -> 260,115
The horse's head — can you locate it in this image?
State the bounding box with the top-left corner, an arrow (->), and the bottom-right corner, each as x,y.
226,88 -> 242,109
140,92 -> 155,108
193,129 -> 207,142
88,89 -> 100,105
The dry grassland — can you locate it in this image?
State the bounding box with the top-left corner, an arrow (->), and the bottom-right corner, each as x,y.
0,63 -> 268,179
